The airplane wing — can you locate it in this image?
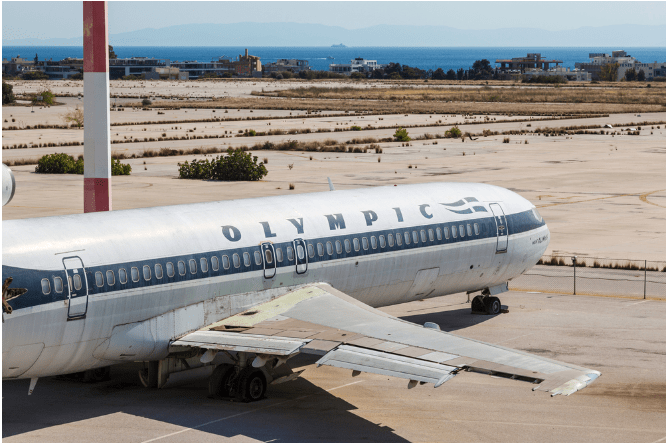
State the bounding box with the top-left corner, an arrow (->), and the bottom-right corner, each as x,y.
171,284 -> 600,396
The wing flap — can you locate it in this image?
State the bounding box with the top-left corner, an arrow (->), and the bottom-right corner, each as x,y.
171,330 -> 308,356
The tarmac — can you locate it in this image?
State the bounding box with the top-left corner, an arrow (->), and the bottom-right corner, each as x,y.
3,291 -> 666,442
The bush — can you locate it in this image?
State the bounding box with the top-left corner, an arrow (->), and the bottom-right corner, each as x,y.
179,148 -> 268,181
33,89 -> 55,105
35,153 -> 131,175
393,127 -> 410,142
445,126 -> 462,138
2,82 -> 15,104
20,71 -> 49,80
351,125 -> 362,131
142,98 -> 152,106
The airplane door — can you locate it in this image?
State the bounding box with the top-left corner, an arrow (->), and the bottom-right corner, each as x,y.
62,256 -> 89,320
293,238 -> 308,274
261,242 -> 277,279
489,203 -> 508,253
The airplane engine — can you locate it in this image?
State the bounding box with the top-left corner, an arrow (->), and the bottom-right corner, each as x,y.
2,164 -> 16,206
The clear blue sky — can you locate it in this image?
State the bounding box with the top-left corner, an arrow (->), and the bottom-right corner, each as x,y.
3,1 -> 665,40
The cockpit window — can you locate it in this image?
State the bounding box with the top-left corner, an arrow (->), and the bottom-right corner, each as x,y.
532,208 -> 543,222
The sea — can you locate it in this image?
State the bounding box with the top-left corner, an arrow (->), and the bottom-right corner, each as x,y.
3,46 -> 664,72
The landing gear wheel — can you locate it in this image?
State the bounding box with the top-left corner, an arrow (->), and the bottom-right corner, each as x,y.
138,361 -> 158,388
208,364 -> 234,399
235,368 -> 267,403
83,366 -> 111,383
484,296 -> 501,315
471,295 -> 486,314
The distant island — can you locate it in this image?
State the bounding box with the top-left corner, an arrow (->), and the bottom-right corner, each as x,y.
331,43 -> 346,48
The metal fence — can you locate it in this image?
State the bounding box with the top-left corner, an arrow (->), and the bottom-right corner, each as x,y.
511,255 -> 666,300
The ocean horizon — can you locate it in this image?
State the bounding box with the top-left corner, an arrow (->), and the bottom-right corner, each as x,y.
3,46 -> 664,72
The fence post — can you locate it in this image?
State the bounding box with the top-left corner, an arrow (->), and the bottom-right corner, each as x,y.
572,256 -> 576,295
644,260 -> 647,300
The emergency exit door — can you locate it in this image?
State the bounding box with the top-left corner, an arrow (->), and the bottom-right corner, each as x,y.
489,203 -> 508,253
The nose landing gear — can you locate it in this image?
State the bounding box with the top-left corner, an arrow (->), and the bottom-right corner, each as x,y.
471,295 -> 503,315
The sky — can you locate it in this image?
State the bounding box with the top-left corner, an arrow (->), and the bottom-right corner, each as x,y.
3,1 -> 666,41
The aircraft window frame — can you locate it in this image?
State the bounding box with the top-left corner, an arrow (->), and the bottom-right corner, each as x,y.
53,276 -> 63,293
396,232 -> 403,246
155,264 -> 164,279
41,278 -> 51,295
95,271 -> 104,288
222,255 -> 231,270
443,226 -> 450,239
177,261 -> 186,276
265,249 -> 273,264
413,231 -> 419,244
297,245 -> 305,261
275,248 -> 283,262
287,246 -> 294,261
474,223 -> 480,236
335,240 -> 343,254
189,259 -> 197,274
362,237 -> 369,250
254,250 -> 263,265
459,224 -> 465,238
379,235 -> 386,248
232,253 -> 241,268
166,262 -> 175,278
106,270 -> 115,286
143,265 -> 152,281
73,274 -> 82,291
467,224 -> 473,237
326,241 -> 334,256
131,267 -> 140,282
370,236 -> 377,249
428,229 -> 435,242
451,225 -> 458,238
404,232 -> 411,245
317,243 -> 324,257
243,252 -> 251,267
200,258 -> 209,273
307,244 -> 315,258
420,229 -> 427,243
119,268 -> 128,284
211,256 -> 220,271
353,238 -> 360,252
387,233 -> 394,247
436,227 -> 442,240
344,239 -> 352,253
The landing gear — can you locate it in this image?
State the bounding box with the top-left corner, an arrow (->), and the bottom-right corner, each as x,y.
209,363 -> 268,402
471,295 -> 502,315
83,366 -> 111,383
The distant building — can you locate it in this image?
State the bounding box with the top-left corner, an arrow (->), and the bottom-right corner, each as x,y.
522,66 -> 591,82
109,57 -> 170,79
329,58 -> 382,75
572,50 -> 661,81
145,67 -> 187,81
263,59 -> 311,74
2,55 -> 35,76
495,53 -> 562,73
171,49 -> 261,79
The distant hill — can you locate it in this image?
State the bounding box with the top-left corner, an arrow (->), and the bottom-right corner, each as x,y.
4,22 -> 666,47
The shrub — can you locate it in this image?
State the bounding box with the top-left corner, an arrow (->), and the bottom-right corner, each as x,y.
35,153 -> 130,175
351,125 -> 362,131
2,82 -> 15,104
33,89 -> 55,105
445,126 -> 462,138
393,127 -> 410,142
248,129 -> 257,136
142,98 -> 152,106
111,158 -> 132,175
179,148 -> 268,181
503,137 -> 510,143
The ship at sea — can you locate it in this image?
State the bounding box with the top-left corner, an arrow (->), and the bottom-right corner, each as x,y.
331,43 -> 346,48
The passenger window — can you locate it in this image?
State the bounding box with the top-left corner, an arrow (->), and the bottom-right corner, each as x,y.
420,230 -> 427,242
222,255 -> 231,269
254,250 -> 262,265
41,278 -> 51,295
243,252 -> 251,267
335,240 -> 342,254
73,274 -> 82,290
53,276 -> 63,293
428,229 -> 434,241
370,236 -> 377,249
265,249 -> 273,264
131,267 -> 140,282
200,258 -> 208,273
467,224 -> 473,237
413,231 -> 419,244
459,224 -> 465,238
317,243 -> 324,256
297,245 -> 305,260
166,262 -> 175,278
444,227 -> 450,239
287,246 -> 294,261
106,270 -> 115,285
344,239 -> 352,253
119,268 -> 128,284
275,248 -> 283,262
388,233 -> 394,247
404,231 -> 411,245
189,259 -> 197,274
353,238 -> 360,251
436,227 -> 442,240
451,225 -> 457,238
177,261 -> 186,276
326,241 -> 333,255
307,244 -> 315,258
211,256 -> 219,271
155,264 -> 163,279
95,271 -> 104,287
379,235 -> 386,248
233,253 -> 240,268
396,232 -> 403,245
362,237 -> 369,250
143,265 -> 151,281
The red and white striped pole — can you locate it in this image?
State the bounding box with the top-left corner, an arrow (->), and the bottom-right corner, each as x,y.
83,1 -> 111,212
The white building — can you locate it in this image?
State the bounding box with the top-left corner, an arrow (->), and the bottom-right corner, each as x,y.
523,66 -> 591,82
329,58 -> 383,75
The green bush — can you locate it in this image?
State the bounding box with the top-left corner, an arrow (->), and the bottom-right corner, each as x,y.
351,125 -> 362,131
393,127 -> 410,142
33,89 -> 55,105
179,148 -> 268,181
445,126 -> 462,138
35,153 -> 131,175
247,129 -> 257,136
2,82 -> 15,104
20,71 -> 49,80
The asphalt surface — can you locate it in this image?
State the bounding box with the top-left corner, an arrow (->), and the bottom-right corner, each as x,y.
3,291 -> 666,443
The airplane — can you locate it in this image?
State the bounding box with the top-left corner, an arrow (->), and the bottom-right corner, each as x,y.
2,176 -> 600,401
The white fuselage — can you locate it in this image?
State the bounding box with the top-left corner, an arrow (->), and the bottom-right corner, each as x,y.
2,183 -> 549,379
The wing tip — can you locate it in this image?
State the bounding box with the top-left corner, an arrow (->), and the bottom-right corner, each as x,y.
550,371 -> 601,397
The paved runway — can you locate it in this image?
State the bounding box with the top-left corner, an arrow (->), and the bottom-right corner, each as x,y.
4,291 -> 666,443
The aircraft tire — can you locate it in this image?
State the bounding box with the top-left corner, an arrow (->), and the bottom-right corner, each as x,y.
138,361 -> 158,388
485,297 -> 501,315
236,368 -> 267,403
208,364 -> 234,399
471,295 -> 485,314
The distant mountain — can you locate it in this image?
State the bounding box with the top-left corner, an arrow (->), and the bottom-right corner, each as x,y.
4,23 -> 666,47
